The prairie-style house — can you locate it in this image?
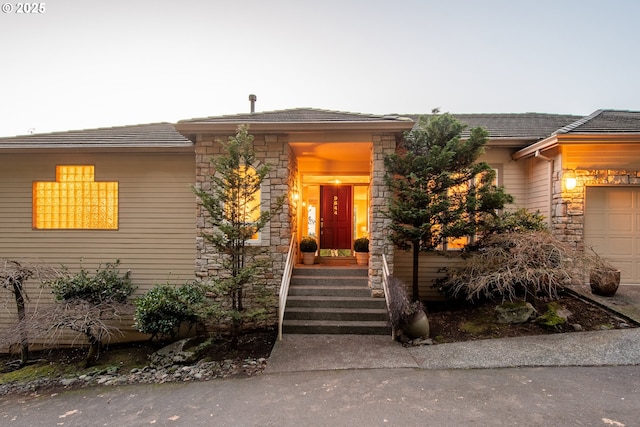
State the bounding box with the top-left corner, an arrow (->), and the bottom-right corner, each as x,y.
1,107 -> 639,344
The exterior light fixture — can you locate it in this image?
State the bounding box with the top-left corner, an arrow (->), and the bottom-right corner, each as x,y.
564,170 -> 577,191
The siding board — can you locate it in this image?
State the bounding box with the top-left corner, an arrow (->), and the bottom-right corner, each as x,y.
392,251 -> 463,301
0,152 -> 196,348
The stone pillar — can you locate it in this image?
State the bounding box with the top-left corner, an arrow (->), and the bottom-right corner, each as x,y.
368,133 -> 398,295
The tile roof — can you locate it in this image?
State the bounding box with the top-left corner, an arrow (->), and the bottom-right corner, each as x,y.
406,113 -> 582,139
2,109 -> 637,150
0,123 -> 193,148
178,108 -> 412,123
554,110 -> 640,134
180,108 -> 581,139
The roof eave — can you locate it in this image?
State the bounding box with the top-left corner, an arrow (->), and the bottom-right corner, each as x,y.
512,135 -> 559,160
174,120 -> 415,135
512,133 -> 640,160
0,143 -> 194,152
486,137 -> 541,148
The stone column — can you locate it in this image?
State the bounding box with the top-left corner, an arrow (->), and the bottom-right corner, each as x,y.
368,133 -> 398,296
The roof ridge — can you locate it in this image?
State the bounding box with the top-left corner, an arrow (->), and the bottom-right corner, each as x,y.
178,107 -> 394,123
553,110 -> 604,135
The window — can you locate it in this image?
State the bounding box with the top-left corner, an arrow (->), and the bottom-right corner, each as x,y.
443,166 -> 502,250
230,166 -> 260,242
33,165 -> 118,229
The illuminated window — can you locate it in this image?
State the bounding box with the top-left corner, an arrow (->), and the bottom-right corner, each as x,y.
443,167 -> 501,250
33,165 -> 118,229
227,166 -> 260,241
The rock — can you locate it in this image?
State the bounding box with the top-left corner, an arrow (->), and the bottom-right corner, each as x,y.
149,336 -> 213,367
60,378 -> 77,387
1,353 -> 268,397
495,301 -> 537,324
536,302 -> 569,329
571,323 -> 583,331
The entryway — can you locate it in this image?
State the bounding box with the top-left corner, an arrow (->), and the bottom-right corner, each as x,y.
301,182 -> 369,258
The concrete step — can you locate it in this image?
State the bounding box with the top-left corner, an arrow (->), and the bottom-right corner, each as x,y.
286,295 -> 387,309
288,285 -> 371,297
292,266 -> 367,277
290,276 -> 368,287
282,319 -> 391,335
284,307 -> 389,322
283,265 -> 389,335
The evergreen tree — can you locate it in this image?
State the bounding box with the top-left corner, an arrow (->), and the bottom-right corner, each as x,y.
384,112 -> 512,301
193,125 -> 283,345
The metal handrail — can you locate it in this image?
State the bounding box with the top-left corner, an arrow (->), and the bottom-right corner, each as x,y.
382,254 -> 395,340
277,233 -> 297,341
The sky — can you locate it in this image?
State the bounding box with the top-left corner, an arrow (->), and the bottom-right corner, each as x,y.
1,0 -> 639,137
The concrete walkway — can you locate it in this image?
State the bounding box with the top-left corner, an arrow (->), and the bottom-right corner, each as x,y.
266,285 -> 640,374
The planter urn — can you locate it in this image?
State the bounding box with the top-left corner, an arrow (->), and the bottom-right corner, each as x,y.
590,268 -> 620,297
302,252 -> 315,265
403,309 -> 430,339
355,251 -> 369,266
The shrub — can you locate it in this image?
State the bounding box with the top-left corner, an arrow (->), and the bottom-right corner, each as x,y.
481,208 -> 548,234
134,282 -> 206,340
45,260 -> 136,367
438,231 -> 580,302
49,260 -> 134,304
299,236 -> 318,252
353,237 -> 369,253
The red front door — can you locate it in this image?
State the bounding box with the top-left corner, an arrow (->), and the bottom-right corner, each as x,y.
320,185 -> 352,250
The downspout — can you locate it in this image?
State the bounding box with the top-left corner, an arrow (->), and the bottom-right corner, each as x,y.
534,150 -> 554,228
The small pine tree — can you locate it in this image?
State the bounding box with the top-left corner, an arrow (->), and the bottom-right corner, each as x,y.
192,125 -> 283,345
384,112 -> 513,301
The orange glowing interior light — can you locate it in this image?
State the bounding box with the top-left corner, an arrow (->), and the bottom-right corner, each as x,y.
33,165 -> 118,229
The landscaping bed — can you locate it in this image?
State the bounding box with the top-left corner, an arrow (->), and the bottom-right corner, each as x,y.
427,292 -> 635,343
2,292 -> 635,396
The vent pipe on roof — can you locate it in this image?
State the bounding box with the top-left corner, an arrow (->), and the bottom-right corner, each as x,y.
249,94 -> 257,113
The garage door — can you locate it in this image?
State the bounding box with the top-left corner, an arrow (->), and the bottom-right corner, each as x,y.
584,186 -> 640,284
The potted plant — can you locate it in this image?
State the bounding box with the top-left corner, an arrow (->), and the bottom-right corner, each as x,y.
588,249 -> 620,297
299,236 -> 318,265
353,237 -> 369,266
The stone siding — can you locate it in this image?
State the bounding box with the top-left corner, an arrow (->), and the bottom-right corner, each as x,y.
369,133 -> 398,293
194,133 -> 293,325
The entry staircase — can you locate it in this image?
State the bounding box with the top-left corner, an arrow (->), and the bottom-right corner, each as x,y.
282,265 -> 391,335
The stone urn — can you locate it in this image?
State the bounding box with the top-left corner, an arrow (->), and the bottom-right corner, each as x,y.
403,309 -> 430,339
590,268 -> 620,297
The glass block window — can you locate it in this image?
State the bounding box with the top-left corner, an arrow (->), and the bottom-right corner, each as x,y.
32,165 -> 118,229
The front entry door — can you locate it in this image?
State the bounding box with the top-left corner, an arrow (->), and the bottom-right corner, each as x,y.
320,185 -> 352,250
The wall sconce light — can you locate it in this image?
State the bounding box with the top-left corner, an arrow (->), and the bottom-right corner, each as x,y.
564,170 -> 577,191
292,192 -> 299,201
